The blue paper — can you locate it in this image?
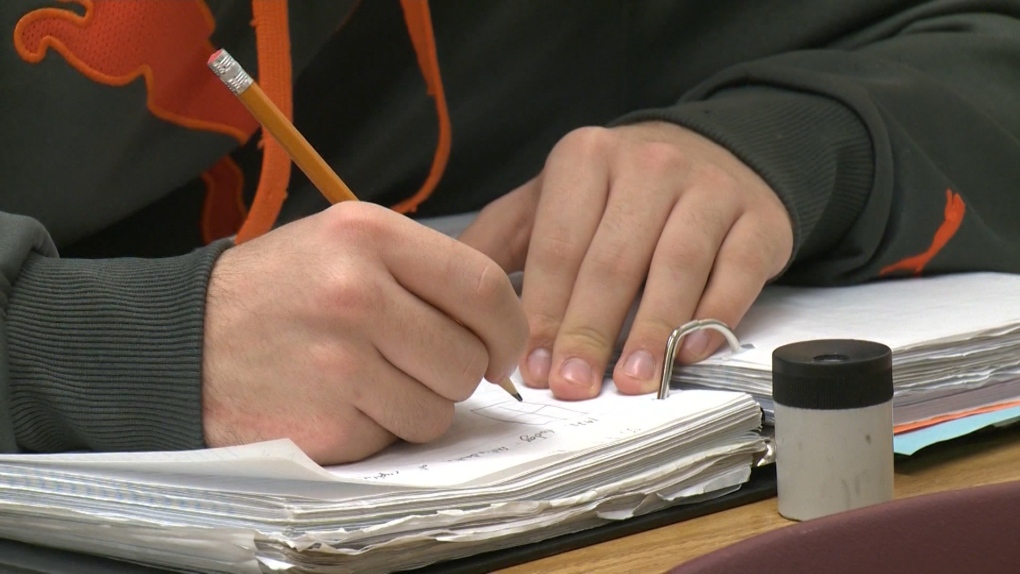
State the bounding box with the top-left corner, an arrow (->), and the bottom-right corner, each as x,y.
894,405 -> 1020,456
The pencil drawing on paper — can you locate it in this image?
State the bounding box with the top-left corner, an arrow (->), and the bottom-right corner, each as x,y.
471,401 -> 588,425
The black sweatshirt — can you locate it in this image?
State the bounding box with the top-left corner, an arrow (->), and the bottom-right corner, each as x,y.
0,0 -> 1017,453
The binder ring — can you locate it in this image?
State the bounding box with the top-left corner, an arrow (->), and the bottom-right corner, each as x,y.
657,319 -> 741,399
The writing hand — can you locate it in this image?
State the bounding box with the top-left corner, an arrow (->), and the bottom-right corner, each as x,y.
201,203 -> 528,464
459,122 -> 793,399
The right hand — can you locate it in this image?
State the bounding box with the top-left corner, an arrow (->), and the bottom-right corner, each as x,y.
201,202 -> 528,465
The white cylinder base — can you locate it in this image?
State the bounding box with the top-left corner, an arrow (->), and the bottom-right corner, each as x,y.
775,401 -> 894,521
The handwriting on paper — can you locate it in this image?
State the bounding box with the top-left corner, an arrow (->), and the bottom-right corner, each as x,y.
326,376 -> 705,488
519,430 -> 556,443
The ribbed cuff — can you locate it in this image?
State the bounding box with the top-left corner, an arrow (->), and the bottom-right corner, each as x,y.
6,240 -> 232,453
613,87 -> 874,263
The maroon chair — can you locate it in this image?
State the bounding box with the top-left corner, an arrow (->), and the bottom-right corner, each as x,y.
668,480 -> 1020,574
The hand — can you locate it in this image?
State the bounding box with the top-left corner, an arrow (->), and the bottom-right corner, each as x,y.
459,122 -> 793,400
201,202 -> 528,465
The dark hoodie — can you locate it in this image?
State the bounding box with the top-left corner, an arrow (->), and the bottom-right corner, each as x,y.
0,0 -> 1018,453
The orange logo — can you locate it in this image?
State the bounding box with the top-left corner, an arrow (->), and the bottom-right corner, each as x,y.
14,0 -> 257,143
880,189 -> 966,277
14,0 -> 257,241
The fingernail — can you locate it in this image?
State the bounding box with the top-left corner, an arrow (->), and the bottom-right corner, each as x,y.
526,348 -> 551,381
682,331 -> 710,361
559,358 -> 593,389
622,350 -> 655,381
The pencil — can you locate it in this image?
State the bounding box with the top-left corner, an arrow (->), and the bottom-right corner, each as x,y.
207,49 -> 357,204
208,48 -> 522,403
498,378 -> 523,402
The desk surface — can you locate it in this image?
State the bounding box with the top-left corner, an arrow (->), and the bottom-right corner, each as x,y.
498,425 -> 1020,574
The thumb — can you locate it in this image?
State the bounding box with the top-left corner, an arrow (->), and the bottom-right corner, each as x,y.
458,179 -> 539,273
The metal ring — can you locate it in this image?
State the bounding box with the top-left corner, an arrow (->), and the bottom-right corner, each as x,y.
657,319 -> 741,399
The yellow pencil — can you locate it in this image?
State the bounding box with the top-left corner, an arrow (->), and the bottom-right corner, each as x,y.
207,49 -> 356,204
207,48 -> 522,402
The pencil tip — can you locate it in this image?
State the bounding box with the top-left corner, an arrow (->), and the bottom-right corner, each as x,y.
513,392 -> 523,402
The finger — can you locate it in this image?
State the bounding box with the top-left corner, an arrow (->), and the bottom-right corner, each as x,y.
458,179 -> 540,273
612,186 -> 739,394
546,160 -> 677,400
281,346 -> 398,464
313,406 -> 397,465
371,275 -> 489,402
518,128 -> 613,389
360,205 -> 527,384
677,214 -> 779,364
349,347 -> 457,445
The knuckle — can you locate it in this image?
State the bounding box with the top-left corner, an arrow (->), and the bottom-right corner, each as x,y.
561,323 -> 615,356
321,202 -> 389,244
693,162 -> 740,192
586,243 -> 632,283
328,410 -> 369,454
306,341 -> 338,375
453,351 -> 487,400
664,238 -> 713,273
633,316 -> 686,345
310,342 -> 364,398
408,400 -> 455,443
526,310 -> 563,345
531,227 -> 582,268
471,259 -> 511,302
553,126 -> 614,160
726,234 -> 774,279
321,272 -> 383,325
752,214 -> 794,268
629,141 -> 690,176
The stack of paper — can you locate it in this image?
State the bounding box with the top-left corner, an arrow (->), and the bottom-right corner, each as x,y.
669,272 -> 1020,429
0,376 -> 762,574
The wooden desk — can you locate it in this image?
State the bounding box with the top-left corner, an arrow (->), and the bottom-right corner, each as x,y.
498,425 -> 1020,574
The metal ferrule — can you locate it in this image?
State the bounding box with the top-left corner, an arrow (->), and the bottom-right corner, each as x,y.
208,49 -> 253,95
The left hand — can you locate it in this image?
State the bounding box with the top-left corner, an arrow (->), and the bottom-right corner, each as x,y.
459,121 -> 793,400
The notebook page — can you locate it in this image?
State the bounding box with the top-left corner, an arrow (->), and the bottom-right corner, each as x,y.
327,373 -> 748,488
702,272 -> 1020,369
0,439 -> 335,481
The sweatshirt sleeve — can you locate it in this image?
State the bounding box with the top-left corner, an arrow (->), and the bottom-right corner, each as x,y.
0,211 -> 231,453
613,5 -> 1020,285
